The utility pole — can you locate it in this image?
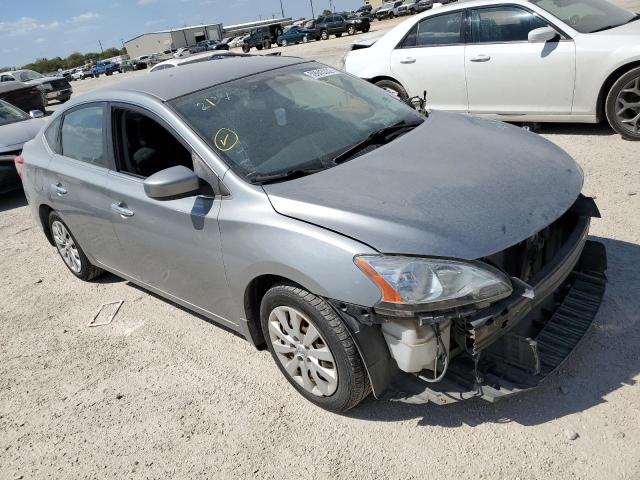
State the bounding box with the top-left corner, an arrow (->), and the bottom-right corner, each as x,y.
98,40 -> 104,54
310,0 -> 315,18
279,0 -> 285,18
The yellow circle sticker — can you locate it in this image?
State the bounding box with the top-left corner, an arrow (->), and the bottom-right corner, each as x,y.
213,128 -> 239,152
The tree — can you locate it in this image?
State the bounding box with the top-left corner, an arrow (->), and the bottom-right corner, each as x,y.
18,44 -> 126,73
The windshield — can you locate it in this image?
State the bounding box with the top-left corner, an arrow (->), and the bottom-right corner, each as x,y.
0,100 -> 28,126
531,0 -> 638,33
170,62 -> 422,183
18,70 -> 44,82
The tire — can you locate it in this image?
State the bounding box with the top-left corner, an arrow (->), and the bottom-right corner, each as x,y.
389,12 -> 395,19
282,39 -> 288,47
256,44 -> 263,51
49,212 -> 103,281
263,39 -> 272,49
261,283 -> 371,412
320,30 -> 329,40
242,44 -> 250,53
375,79 -> 409,100
605,66 -> 640,140
347,25 -> 356,35
302,36 -> 309,43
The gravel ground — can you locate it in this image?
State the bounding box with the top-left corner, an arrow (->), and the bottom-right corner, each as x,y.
2,9 -> 640,480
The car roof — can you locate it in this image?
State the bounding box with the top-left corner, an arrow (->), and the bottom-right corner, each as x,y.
87,55 -> 309,102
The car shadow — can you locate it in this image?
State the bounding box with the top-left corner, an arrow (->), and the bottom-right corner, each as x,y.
345,236 -> 640,427
533,122 -> 616,137
0,189 -> 28,212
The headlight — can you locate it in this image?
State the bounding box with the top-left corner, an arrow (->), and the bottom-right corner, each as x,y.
354,255 -> 512,310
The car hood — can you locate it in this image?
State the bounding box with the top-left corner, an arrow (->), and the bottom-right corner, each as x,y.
0,118 -> 43,151
23,76 -> 59,85
263,112 -> 583,259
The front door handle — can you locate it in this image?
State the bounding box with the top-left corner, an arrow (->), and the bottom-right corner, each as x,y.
111,202 -> 134,218
400,57 -> 416,64
470,54 -> 491,62
52,183 -> 67,196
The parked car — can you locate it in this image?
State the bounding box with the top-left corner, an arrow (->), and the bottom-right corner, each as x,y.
71,68 -> 94,81
0,100 -> 43,193
133,55 -> 152,68
92,61 -> 118,77
0,69 -> 72,106
196,39 -> 230,51
311,14 -> 371,41
397,0 -> 420,16
119,61 -> 136,73
242,24 -> 286,52
149,51 -> 249,73
414,0 -> 434,13
276,27 -> 312,46
346,0 -> 640,140
376,1 -> 405,20
19,57 -> 607,412
0,81 -> 46,113
228,34 -> 249,49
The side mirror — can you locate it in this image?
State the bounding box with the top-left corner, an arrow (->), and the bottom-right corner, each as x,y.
29,110 -> 44,118
143,165 -> 202,199
528,26 -> 558,43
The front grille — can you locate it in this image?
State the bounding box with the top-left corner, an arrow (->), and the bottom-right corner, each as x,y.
484,209 -> 579,282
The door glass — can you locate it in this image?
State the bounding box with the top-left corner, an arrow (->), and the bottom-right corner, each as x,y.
113,109 -> 193,178
61,106 -> 105,166
44,116 -> 62,153
470,7 -> 549,43
416,12 -> 464,46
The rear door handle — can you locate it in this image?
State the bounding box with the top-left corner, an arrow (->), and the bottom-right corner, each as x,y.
400,57 -> 416,64
111,202 -> 134,218
52,183 -> 67,196
470,54 -> 491,62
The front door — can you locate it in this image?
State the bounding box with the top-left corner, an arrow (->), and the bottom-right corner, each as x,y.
390,10 -> 468,112
104,105 -> 236,326
465,6 -> 576,115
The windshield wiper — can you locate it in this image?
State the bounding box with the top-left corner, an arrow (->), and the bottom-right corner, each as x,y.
331,119 -> 423,165
250,168 -> 325,185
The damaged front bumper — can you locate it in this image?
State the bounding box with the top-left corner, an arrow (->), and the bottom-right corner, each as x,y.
329,212 -> 607,405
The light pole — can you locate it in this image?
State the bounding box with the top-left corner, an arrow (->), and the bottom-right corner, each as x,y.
279,0 -> 285,18
310,0 -> 315,18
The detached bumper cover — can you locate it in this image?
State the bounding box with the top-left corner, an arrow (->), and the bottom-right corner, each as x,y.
381,237 -> 607,405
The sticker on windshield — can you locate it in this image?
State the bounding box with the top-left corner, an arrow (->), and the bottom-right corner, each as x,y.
303,67 -> 341,80
213,128 -> 239,152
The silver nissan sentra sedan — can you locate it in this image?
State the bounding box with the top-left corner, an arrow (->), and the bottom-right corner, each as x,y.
18,56 -> 607,412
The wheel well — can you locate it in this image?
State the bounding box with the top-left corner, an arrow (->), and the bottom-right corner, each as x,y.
38,204 -> 54,245
369,75 -> 404,88
243,274 -> 303,349
597,61 -> 640,120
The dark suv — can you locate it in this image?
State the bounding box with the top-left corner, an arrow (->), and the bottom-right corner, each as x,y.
308,15 -> 370,40
242,25 -> 285,52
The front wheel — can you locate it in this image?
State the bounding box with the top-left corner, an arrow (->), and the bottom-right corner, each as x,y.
320,30 -> 329,40
242,44 -> 250,53
302,36 -> 309,43
263,39 -> 272,49
49,212 -> 103,281
374,79 -> 409,101
261,284 -> 371,412
282,39 -> 288,47
389,12 -> 395,19
347,25 -> 356,35
605,66 -> 640,140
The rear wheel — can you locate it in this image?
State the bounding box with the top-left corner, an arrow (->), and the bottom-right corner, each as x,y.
302,35 -> 309,43
606,66 -> 640,140
282,39 -> 288,47
49,212 -> 103,281
261,284 -> 371,412
347,25 -> 356,35
389,12 -> 395,19
242,44 -> 250,53
374,79 -> 409,100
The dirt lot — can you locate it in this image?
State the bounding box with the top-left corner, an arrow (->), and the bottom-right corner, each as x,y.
2,11 -> 640,480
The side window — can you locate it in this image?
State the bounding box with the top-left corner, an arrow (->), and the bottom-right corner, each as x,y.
113,108 -> 193,178
44,116 -> 62,154
60,105 -> 105,166
415,11 -> 464,46
1,75 -> 16,82
400,24 -> 418,48
470,7 -> 550,43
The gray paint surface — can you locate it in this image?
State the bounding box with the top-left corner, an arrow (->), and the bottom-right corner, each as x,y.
0,118 -> 43,153
264,112 -> 583,259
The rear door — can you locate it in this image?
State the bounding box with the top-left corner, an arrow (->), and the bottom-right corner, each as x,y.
44,103 -> 121,267
465,5 -> 576,115
390,10 -> 468,111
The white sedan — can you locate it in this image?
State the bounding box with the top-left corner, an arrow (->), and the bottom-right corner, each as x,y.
345,0 -> 640,139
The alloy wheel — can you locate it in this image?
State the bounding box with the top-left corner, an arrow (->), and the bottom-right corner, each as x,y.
51,220 -> 82,273
268,306 -> 338,397
616,76 -> 640,135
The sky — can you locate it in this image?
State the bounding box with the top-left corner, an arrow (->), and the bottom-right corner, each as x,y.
0,0 -> 365,67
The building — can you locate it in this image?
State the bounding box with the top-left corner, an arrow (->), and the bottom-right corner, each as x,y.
124,23 -> 223,58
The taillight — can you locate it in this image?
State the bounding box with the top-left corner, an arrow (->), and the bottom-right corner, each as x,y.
14,155 -> 24,179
